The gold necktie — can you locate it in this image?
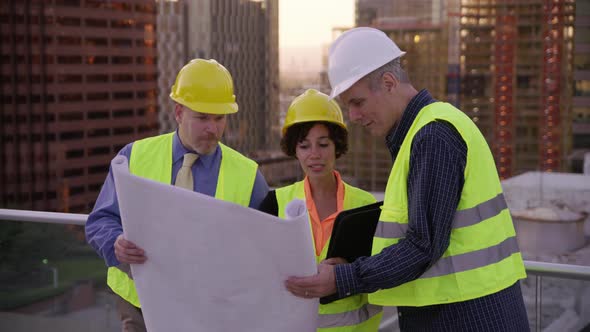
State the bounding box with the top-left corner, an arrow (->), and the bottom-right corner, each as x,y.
174,153 -> 198,191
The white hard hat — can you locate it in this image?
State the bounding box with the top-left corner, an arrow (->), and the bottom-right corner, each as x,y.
328,27 -> 406,99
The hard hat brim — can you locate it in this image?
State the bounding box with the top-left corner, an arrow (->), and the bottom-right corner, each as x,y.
171,95 -> 238,114
281,119 -> 347,136
329,73 -> 367,100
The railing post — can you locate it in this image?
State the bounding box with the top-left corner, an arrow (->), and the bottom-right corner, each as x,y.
535,275 -> 542,332
52,267 -> 58,288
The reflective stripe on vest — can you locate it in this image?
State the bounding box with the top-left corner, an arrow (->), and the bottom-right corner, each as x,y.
108,132 -> 259,307
369,102 -> 526,307
276,180 -> 383,331
317,303 -> 383,329
375,193 -> 508,239
421,236 -> 519,279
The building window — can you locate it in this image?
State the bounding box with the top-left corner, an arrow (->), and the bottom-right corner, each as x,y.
111,19 -> 135,29
69,186 -> 85,195
136,73 -> 156,81
137,39 -> 155,48
89,146 -> 110,156
89,164 -> 109,175
57,55 -> 82,64
517,75 -> 530,89
135,4 -> 156,14
113,91 -> 134,100
87,56 -> 108,64
59,93 -> 83,102
59,131 -> 84,140
112,38 -> 133,48
113,127 -> 134,135
86,74 -> 108,83
55,0 -> 81,7
88,128 -> 110,137
57,74 -> 83,83
58,112 -> 83,121
88,111 -> 109,120
85,18 -> 108,27
57,16 -> 81,27
87,92 -> 109,101
136,56 -> 156,64
113,74 -> 133,82
85,37 -> 108,46
113,109 -> 133,118
65,150 -> 84,159
110,2 -> 132,11
111,56 -> 133,64
574,80 -> 590,97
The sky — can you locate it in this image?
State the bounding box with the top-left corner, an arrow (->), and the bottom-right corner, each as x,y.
279,0 -> 355,74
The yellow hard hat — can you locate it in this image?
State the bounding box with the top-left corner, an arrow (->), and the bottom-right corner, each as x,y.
282,89 -> 347,136
170,59 -> 238,114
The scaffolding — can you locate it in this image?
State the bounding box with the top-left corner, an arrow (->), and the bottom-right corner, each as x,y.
460,0 -> 574,178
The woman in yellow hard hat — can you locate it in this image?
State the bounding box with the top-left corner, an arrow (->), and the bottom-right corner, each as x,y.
259,89 -> 383,331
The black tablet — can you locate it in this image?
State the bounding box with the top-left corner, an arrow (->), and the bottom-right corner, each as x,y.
325,201 -> 383,262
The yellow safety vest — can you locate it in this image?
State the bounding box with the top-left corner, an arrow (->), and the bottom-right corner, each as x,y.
370,102 -> 526,307
276,180 -> 383,332
108,132 -> 258,307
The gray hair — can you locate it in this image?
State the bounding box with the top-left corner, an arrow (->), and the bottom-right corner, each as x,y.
367,58 -> 410,91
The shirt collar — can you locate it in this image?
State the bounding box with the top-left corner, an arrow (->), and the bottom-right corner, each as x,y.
385,89 -> 436,160
172,130 -> 220,169
303,170 -> 345,215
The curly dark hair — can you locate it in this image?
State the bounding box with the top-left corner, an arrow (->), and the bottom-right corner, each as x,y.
280,121 -> 348,159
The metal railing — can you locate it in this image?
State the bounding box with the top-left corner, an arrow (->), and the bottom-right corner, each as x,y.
3,208 -> 588,278
2,208 -> 590,332
524,260 -> 590,281
0,208 -> 86,225
524,261 -> 590,332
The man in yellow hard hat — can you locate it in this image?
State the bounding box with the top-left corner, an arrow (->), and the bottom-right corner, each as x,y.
85,59 -> 269,331
285,27 -> 529,331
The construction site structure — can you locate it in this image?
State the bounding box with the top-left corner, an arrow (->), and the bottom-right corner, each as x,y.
357,0 -> 445,26
570,0 -> 590,173
460,0 -> 575,178
0,0 -> 159,213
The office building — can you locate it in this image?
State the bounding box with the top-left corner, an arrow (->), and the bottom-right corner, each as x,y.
0,0 -> 159,212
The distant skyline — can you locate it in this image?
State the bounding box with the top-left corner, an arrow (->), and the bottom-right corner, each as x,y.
279,0 -> 355,74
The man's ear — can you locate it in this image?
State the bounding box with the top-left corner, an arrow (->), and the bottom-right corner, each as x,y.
382,72 -> 398,92
174,104 -> 183,124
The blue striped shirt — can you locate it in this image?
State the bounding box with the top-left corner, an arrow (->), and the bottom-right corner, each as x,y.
334,90 -> 529,331
85,131 -> 269,267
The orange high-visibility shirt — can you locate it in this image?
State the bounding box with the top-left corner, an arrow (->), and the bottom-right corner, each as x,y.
304,171 -> 345,256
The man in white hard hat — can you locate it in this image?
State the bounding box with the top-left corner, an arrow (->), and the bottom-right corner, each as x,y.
286,27 -> 530,331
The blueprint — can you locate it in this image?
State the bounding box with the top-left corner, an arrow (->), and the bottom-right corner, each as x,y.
111,155 -> 318,332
